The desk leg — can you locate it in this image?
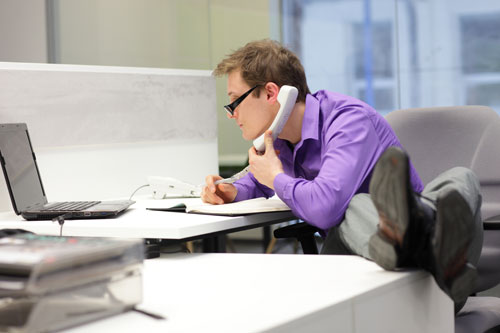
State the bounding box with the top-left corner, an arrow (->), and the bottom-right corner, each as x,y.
144,239 -> 161,259
202,236 -> 226,253
263,226 -> 271,252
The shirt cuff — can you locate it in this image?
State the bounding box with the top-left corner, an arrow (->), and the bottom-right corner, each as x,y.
273,173 -> 294,201
233,183 -> 249,202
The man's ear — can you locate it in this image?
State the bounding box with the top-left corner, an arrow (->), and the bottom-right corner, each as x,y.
264,82 -> 280,105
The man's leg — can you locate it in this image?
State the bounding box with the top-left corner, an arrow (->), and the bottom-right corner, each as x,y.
321,169 -> 483,262
420,167 -> 483,267
368,147 -> 482,312
321,193 -> 378,257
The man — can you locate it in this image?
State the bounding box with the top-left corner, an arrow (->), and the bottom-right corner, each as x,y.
202,39 -> 482,312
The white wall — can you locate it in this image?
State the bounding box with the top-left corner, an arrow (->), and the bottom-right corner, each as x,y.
0,0 -> 48,62
0,62 -> 218,212
0,1 -> 276,221
0,0 -> 274,167
209,1 -> 273,165
52,0 -> 212,70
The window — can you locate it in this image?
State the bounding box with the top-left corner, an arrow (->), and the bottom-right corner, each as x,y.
282,0 -> 396,114
353,22 -> 393,79
282,0 -> 500,114
353,21 -> 394,113
460,13 -> 500,110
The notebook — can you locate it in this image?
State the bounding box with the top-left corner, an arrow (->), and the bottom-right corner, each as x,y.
147,197 -> 291,216
0,123 -> 134,220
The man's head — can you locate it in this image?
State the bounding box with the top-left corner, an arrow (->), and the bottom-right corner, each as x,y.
213,39 -> 310,103
214,39 -> 310,140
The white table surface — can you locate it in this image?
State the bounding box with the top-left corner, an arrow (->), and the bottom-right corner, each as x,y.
0,198 -> 295,240
65,253 -> 453,333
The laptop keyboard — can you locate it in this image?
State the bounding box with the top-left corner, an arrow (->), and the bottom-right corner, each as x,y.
42,201 -> 101,212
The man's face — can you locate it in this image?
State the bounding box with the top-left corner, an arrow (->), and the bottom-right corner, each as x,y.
226,71 -> 276,141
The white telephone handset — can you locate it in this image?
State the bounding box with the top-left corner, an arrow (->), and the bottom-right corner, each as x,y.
214,85 -> 298,185
252,85 -> 298,152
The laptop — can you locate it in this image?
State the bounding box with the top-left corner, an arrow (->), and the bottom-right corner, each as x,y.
0,123 -> 134,220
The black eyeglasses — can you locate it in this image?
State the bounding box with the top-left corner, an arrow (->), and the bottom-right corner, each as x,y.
224,85 -> 259,116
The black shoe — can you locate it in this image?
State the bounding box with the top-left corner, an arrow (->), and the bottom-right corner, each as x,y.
368,147 -> 477,305
432,188 -> 477,305
368,147 -> 414,270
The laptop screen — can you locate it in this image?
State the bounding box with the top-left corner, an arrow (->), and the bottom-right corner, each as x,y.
0,124 -> 47,214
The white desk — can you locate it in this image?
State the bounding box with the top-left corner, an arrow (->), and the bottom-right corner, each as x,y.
65,253 -> 453,333
0,198 -> 294,241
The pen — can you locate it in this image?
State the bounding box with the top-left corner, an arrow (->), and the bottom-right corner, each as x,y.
214,178 -> 234,185
214,166 -> 250,185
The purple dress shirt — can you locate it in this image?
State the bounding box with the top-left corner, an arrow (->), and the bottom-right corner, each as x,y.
233,90 -> 424,231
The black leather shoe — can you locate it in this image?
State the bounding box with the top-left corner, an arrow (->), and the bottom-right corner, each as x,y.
368,147 -> 415,270
432,188 -> 477,306
368,147 -> 477,306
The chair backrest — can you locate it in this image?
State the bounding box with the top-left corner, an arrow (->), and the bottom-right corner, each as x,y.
386,105 -> 500,219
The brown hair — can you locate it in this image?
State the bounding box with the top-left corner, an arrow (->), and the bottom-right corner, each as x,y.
213,39 -> 311,102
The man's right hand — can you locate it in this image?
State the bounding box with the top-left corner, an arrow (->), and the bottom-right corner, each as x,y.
201,175 -> 237,205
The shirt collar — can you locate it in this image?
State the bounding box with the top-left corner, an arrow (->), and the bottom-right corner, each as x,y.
301,93 -> 320,142
275,93 -> 320,151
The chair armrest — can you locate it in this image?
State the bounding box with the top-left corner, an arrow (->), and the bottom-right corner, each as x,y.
483,215 -> 500,230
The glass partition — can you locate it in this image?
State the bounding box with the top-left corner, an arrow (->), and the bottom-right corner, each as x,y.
282,0 -> 500,114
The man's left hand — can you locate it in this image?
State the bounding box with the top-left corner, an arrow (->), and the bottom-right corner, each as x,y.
248,130 -> 284,189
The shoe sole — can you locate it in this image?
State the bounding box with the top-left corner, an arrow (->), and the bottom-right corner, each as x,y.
450,263 -> 476,305
368,147 -> 410,270
369,230 -> 398,270
433,189 -> 477,304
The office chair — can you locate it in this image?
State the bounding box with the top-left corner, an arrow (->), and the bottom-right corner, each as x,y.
273,222 -> 320,254
273,105 -> 500,331
387,106 -> 500,332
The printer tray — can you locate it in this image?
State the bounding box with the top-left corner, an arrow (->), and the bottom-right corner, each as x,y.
0,263 -> 142,333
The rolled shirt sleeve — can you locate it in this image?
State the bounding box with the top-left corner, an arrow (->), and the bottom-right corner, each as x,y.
233,172 -> 275,202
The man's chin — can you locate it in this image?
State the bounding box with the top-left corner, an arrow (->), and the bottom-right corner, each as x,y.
241,132 -> 257,141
